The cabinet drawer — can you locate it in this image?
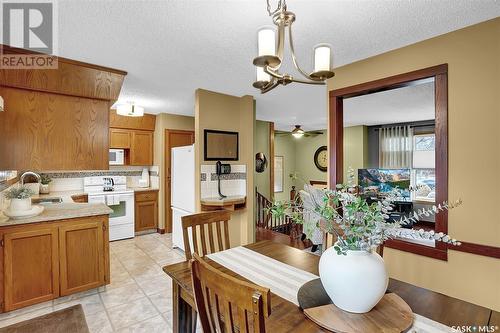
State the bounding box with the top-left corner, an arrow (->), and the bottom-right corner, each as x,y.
135,191 -> 158,202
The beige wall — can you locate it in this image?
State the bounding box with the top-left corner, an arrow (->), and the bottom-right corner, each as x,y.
153,113 -> 195,229
343,126 -> 368,183
328,18 -> 500,310
274,134 -> 296,202
254,120 -> 271,199
195,89 -> 255,246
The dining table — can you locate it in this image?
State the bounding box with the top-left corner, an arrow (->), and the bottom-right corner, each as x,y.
163,240 -> 495,333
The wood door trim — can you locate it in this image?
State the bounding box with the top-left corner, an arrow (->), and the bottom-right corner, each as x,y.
329,64 -> 450,261
164,129 -> 195,233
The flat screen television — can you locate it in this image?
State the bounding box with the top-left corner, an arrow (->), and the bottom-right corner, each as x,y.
358,168 -> 411,198
204,129 -> 239,161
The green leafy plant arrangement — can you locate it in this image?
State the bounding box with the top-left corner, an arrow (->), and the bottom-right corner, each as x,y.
267,169 -> 461,255
40,174 -> 52,185
3,186 -> 35,200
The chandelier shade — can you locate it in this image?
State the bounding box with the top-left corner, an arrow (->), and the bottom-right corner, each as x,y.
252,0 -> 334,93
257,27 -> 276,57
313,44 -> 332,73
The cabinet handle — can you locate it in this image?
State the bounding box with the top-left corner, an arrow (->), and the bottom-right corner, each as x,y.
0,240 -> 3,247
102,224 -> 106,231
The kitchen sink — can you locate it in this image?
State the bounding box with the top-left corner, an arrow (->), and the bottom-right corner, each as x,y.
32,197 -> 63,204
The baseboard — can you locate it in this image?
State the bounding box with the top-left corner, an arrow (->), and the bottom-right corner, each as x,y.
157,228 -> 166,234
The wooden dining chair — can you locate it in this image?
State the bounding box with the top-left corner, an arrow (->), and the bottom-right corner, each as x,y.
182,210 -> 232,260
190,253 -> 271,333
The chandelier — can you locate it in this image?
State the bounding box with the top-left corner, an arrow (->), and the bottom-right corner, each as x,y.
252,0 -> 335,94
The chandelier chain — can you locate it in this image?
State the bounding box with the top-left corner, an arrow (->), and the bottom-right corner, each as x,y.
266,0 -> 286,16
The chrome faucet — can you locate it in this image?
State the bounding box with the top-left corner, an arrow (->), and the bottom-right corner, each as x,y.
20,171 -> 41,185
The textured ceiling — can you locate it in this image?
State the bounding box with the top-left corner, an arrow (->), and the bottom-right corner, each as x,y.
56,0 -> 500,131
344,81 -> 435,127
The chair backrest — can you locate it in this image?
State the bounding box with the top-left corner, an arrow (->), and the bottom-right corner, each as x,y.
190,253 -> 271,333
182,210 -> 232,260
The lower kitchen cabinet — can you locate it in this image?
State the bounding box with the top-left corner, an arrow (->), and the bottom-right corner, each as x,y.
135,190 -> 158,232
0,215 -> 109,312
3,226 -> 60,311
59,219 -> 106,296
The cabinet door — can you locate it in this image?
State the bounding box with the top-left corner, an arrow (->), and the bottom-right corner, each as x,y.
130,130 -> 153,165
3,227 -> 59,311
135,201 -> 158,232
110,128 -> 131,148
59,220 -> 105,296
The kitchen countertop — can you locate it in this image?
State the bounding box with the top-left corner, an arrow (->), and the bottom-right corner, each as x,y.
0,190 -> 112,227
128,187 -> 159,193
200,195 -> 246,206
0,187 -> 159,227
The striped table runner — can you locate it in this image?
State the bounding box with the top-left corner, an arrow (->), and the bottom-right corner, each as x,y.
207,246 -> 458,333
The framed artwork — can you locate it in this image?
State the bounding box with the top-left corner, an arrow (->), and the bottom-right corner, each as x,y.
274,156 -> 284,193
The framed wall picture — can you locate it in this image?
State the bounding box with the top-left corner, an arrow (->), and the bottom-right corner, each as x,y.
274,155 -> 284,193
204,129 -> 239,161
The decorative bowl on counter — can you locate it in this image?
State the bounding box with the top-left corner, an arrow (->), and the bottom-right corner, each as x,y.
3,205 -> 44,220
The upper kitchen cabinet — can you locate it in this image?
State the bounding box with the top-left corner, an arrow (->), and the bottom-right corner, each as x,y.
109,109 -> 156,166
0,45 -> 127,171
109,128 -> 131,149
130,131 -> 154,166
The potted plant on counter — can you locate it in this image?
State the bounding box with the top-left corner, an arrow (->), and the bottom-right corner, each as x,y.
268,169 -> 462,314
40,174 -> 52,194
4,186 -> 35,212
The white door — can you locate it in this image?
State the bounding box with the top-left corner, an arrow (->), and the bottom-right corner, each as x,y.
171,145 -> 195,212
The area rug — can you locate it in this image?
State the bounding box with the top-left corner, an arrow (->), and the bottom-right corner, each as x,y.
0,304 -> 89,333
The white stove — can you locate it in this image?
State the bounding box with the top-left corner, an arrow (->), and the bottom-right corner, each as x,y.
84,176 -> 134,241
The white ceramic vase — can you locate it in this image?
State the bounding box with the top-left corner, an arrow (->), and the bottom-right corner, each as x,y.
9,198 -> 32,212
319,245 -> 388,313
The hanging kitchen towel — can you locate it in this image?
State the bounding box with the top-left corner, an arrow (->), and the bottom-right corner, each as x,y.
106,195 -> 119,206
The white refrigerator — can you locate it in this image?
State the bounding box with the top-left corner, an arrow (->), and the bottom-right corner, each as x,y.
171,145 -> 195,250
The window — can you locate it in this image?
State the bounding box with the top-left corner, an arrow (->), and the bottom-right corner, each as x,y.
412,133 -> 435,201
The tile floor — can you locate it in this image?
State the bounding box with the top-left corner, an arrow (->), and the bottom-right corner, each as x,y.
0,233 -> 192,332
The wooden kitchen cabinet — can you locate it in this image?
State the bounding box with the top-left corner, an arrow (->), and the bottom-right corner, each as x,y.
130,130 -> 154,166
3,226 -> 60,311
0,215 -> 109,312
135,190 -> 158,232
59,218 -> 106,296
109,109 -> 156,166
109,128 -> 131,148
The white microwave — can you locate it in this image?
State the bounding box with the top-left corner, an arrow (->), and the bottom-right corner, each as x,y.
109,149 -> 125,165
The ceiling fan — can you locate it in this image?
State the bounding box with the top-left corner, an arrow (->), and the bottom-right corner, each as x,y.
276,125 -> 324,138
